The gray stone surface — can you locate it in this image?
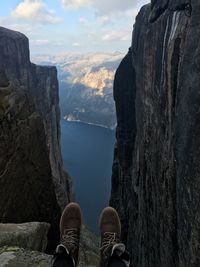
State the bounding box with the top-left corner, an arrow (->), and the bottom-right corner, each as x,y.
0,223 -> 50,252
111,1 -> 200,266
79,224 -> 99,267
0,224 -> 99,267
0,247 -> 51,267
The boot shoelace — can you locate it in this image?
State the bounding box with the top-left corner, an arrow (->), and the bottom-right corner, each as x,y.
100,232 -> 120,258
61,229 -> 79,252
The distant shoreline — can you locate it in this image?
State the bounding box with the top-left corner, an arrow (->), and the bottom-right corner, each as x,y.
62,117 -> 116,131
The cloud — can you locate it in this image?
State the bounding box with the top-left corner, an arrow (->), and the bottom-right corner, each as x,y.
11,0 -> 62,24
0,17 -> 6,24
88,32 -> 96,39
61,0 -> 91,9
61,0 -> 142,15
73,42 -> 80,47
102,29 -> 130,42
79,17 -> 89,26
34,39 -> 50,45
97,16 -> 112,25
93,0 -> 140,15
0,16 -> 37,37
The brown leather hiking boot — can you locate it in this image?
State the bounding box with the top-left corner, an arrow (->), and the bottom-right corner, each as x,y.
57,202 -> 82,266
99,207 -> 130,267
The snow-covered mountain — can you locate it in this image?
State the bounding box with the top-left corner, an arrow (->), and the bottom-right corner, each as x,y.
32,52 -> 124,128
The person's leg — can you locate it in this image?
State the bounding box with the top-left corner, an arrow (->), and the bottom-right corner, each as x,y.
53,260 -> 72,267
52,255 -> 73,267
107,252 -> 130,267
108,258 -> 127,267
99,207 -> 130,267
52,203 -> 82,267
52,247 -> 74,267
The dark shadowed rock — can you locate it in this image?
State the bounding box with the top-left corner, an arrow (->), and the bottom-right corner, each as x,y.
111,1 -> 200,266
149,0 -> 169,23
0,70 -> 9,88
0,27 -> 30,86
0,87 -> 60,252
110,50 -> 136,243
0,27 -> 71,252
30,64 -> 72,210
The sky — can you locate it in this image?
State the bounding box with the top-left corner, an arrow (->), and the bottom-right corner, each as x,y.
0,0 -> 149,55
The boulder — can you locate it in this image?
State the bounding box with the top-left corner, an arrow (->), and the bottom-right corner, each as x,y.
0,223 -> 50,252
0,224 -> 100,267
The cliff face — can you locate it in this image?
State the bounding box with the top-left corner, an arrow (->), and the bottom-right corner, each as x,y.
0,27 -> 71,251
30,65 -> 72,209
111,1 -> 200,266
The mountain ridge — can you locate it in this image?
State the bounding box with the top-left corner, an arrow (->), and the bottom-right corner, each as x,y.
32,52 -> 124,128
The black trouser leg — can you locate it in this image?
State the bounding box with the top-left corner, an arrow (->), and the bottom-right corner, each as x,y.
52,251 -> 74,267
108,257 -> 127,267
53,258 -> 73,267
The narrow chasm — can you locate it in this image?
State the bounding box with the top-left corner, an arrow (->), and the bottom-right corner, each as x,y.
1,0 -> 200,266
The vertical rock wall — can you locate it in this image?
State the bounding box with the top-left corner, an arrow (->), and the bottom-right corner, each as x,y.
0,26 -> 71,252
111,1 -> 200,266
30,64 -> 72,209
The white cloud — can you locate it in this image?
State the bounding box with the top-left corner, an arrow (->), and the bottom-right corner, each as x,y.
34,39 -> 50,45
123,8 -> 141,18
11,0 -> 62,24
61,0 -> 143,15
61,0 -> 91,9
94,0 -> 140,15
73,42 -> 80,47
79,17 -> 89,26
0,17 -> 37,37
97,16 -> 112,25
88,32 -> 96,39
0,16 -> 6,24
102,29 -> 130,42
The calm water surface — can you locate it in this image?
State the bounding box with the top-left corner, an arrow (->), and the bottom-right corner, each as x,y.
61,120 -> 116,232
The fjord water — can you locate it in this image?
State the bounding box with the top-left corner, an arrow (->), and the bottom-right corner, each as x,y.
61,119 -> 116,232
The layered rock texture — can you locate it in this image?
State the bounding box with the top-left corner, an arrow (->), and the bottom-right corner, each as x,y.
111,1 -> 200,266
0,27 -> 71,251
